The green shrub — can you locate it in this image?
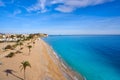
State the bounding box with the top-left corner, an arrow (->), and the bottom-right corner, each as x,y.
15,50 -> 22,54
5,45 -> 13,50
6,52 -> 15,58
12,44 -> 17,48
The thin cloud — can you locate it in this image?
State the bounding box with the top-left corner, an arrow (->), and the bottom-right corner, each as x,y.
26,0 -> 114,13
27,0 -> 47,13
55,5 -> 74,13
53,0 -> 114,12
13,10 -> 21,16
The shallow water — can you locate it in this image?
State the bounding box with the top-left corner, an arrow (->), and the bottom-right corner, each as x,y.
43,35 -> 120,80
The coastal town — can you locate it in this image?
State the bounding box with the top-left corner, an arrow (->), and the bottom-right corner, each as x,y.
0,33 -> 48,42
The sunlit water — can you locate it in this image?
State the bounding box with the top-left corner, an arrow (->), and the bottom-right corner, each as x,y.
43,35 -> 120,80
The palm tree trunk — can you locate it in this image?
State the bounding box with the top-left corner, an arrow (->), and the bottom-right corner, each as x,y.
24,69 -> 26,80
29,49 -> 30,55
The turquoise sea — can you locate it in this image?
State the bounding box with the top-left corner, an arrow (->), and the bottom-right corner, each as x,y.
43,35 -> 120,80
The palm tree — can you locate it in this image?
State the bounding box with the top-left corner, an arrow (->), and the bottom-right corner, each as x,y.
33,41 -> 35,47
20,61 -> 31,80
16,40 -> 20,45
0,35 -> 3,39
27,45 -> 32,55
10,35 -> 15,39
16,40 -> 23,49
19,42 -> 23,49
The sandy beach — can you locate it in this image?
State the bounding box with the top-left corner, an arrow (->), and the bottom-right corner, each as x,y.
0,38 -> 83,80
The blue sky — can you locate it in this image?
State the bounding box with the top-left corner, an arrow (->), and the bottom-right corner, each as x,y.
0,0 -> 120,34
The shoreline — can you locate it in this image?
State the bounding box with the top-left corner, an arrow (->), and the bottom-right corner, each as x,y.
41,39 -> 84,80
0,37 -> 84,80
